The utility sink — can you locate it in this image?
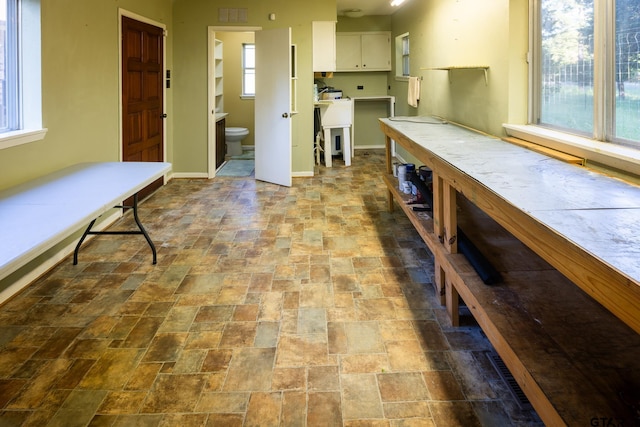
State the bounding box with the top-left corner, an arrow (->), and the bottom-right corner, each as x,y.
318,99 -> 353,127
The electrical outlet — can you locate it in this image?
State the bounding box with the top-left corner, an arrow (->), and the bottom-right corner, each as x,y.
357,85 -> 364,90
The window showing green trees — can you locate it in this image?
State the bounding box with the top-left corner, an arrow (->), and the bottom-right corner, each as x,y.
615,0 -> 640,143
539,0 -> 640,145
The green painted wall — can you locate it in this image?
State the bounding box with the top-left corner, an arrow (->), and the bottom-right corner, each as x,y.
0,0 -> 174,191
388,0 -> 528,164
0,0 -> 174,296
0,0 -> 530,295
0,0 -> 529,186
389,0 -> 528,132
172,0 -> 336,176
336,15 -> 391,32
318,72 -> 390,149
322,16 -> 392,149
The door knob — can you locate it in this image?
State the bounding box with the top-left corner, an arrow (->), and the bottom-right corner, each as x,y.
282,112 -> 289,118
160,113 -> 168,118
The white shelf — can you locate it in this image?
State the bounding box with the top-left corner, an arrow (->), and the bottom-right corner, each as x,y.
213,39 -> 224,114
421,65 -> 489,84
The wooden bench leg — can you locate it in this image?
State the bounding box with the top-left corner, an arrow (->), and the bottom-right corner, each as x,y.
433,173 -> 460,324
432,173 -> 443,243
442,181 -> 458,254
434,261 -> 446,306
445,276 -> 460,327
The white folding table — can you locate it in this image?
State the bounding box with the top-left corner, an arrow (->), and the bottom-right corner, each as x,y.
0,161 -> 172,281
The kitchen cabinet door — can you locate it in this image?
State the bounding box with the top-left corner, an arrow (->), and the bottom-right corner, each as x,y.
312,21 -> 336,72
336,32 -> 391,72
336,34 -> 361,71
361,33 -> 391,71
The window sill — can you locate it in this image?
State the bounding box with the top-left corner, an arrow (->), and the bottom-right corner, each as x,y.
503,124 -> 640,176
0,128 -> 48,150
395,76 -> 410,82
240,95 -> 255,100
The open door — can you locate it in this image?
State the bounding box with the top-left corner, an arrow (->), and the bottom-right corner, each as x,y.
255,28 -> 292,187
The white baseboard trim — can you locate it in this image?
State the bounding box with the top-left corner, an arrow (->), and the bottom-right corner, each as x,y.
0,211 -> 122,305
355,145 -> 385,150
293,171 -> 314,178
171,172 -> 209,179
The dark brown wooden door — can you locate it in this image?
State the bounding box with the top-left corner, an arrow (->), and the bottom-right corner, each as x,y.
122,16 -> 164,198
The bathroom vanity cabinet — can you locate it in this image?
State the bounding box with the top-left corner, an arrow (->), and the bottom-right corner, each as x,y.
215,116 -> 226,169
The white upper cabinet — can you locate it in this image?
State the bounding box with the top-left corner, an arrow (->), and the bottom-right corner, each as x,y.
312,21 -> 336,72
336,32 -> 391,72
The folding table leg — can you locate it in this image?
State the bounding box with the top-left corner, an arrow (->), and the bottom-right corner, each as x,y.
73,219 -> 97,265
73,193 -> 157,265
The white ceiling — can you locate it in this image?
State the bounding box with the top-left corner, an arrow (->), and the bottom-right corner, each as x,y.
336,0 -> 402,17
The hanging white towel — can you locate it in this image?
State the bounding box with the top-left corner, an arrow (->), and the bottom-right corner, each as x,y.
408,76 -> 421,108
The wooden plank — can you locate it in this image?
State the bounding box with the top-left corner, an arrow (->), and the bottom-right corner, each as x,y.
502,136 -> 585,165
454,196 -> 640,427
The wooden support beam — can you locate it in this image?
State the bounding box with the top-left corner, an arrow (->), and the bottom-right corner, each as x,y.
434,261 -> 446,306
442,181 -> 457,254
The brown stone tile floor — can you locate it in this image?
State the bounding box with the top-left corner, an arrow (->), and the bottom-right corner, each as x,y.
0,150 -> 543,426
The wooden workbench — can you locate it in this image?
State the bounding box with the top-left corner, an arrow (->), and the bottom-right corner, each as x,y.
379,117 -> 640,426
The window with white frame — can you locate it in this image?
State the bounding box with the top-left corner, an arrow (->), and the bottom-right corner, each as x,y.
242,43 -> 255,97
534,0 -> 640,147
395,32 -> 410,78
0,0 -> 19,133
0,0 -> 44,149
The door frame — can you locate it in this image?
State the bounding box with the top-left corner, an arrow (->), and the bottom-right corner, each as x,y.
207,26 -> 261,178
118,9 -> 168,170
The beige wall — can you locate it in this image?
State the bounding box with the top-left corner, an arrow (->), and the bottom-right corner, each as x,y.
172,0 -> 336,176
217,31 -> 255,147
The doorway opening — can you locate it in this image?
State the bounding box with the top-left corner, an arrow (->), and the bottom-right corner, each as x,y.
208,27 -> 259,178
208,26 -> 293,187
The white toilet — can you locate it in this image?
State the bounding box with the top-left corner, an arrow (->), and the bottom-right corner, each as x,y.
225,127 -> 249,157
